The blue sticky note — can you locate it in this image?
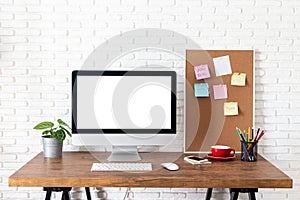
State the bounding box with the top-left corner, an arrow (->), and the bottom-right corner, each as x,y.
194,83 -> 209,97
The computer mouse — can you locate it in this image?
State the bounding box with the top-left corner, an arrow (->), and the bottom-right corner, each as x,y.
161,162 -> 179,171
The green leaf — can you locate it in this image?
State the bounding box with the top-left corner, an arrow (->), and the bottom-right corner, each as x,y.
42,130 -> 51,135
56,130 -> 66,142
33,122 -> 54,130
60,126 -> 72,137
66,130 -> 72,137
57,119 -> 71,129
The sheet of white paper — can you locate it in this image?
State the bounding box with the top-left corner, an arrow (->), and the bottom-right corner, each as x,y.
213,55 -> 232,77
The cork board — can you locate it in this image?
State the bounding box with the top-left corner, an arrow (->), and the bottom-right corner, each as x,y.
185,50 -> 254,152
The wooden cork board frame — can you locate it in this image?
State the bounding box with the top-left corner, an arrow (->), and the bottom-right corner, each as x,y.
185,50 -> 254,152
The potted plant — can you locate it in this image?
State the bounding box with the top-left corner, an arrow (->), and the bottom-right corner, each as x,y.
33,119 -> 71,158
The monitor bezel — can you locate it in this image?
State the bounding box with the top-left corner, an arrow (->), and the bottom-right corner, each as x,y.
72,70 -> 177,134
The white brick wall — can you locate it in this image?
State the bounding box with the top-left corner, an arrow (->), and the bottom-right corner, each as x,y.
1,0 -> 300,199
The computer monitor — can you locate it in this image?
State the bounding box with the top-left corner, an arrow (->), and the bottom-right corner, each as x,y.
72,70 -> 177,161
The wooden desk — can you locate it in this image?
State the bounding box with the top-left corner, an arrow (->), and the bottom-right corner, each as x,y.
9,152 -> 292,189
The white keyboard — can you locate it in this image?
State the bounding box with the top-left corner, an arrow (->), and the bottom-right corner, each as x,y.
91,162 -> 152,171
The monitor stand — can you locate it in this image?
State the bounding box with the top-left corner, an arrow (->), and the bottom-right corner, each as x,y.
107,146 -> 141,161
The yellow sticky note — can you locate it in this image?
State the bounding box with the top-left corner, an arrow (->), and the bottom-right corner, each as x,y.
231,73 -> 246,86
224,102 -> 238,116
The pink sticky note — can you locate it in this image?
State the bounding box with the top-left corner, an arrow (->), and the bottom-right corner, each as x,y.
213,84 -> 228,100
194,64 -> 211,80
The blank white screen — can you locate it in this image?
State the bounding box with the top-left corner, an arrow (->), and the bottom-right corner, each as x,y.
77,75 -> 171,130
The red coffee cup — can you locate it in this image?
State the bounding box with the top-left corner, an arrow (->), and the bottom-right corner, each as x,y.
211,145 -> 235,157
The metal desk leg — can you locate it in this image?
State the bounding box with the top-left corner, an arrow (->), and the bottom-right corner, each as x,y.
230,188 -> 257,200
43,187 -> 72,200
248,191 -> 256,200
85,187 -> 92,200
205,188 -> 213,200
230,190 -> 239,200
45,189 -> 52,200
61,190 -> 70,200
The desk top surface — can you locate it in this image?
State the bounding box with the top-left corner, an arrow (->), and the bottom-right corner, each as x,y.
9,152 -> 292,188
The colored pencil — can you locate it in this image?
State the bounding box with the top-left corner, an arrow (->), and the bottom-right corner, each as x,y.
256,130 -> 265,142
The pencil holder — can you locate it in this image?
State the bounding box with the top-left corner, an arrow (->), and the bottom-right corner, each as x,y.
241,141 -> 258,162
